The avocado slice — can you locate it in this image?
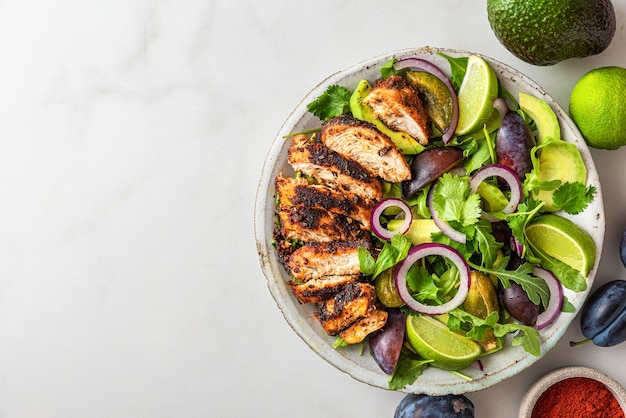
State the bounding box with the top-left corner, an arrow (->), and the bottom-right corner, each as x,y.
520,92 -> 587,211
349,79 -> 424,155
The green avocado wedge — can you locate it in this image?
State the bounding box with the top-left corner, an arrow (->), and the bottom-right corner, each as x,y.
520,92 -> 587,212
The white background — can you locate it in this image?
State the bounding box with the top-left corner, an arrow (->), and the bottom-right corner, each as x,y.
0,1 -> 624,417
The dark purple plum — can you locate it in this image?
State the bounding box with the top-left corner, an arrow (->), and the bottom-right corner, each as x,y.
591,307 -> 626,347
394,394 -> 475,418
402,147 -> 464,199
496,111 -> 535,184
580,280 -> 626,340
369,309 -> 406,374
498,280 -> 538,326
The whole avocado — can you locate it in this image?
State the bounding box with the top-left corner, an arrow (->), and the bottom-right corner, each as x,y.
487,0 -> 616,66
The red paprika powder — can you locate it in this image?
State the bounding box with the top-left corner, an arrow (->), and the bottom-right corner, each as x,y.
532,376 -> 624,418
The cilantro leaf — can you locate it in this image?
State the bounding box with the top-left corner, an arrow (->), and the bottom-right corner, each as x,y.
552,182 -> 596,215
306,85 -> 352,121
431,173 -> 482,227
379,58 -> 409,79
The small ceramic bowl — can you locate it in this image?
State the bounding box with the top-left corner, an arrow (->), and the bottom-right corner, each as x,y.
519,366 -> 626,417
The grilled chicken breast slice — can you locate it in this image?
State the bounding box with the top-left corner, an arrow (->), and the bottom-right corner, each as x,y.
339,308 -> 388,344
287,134 -> 383,202
283,240 -> 371,281
363,75 -> 431,146
275,176 -> 374,229
315,282 -> 378,335
277,206 -> 368,243
320,114 -> 411,183
289,275 -> 360,304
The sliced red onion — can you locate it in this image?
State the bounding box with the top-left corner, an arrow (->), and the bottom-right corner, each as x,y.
370,198 -> 413,240
533,267 -> 563,330
493,97 -> 509,120
394,243 -> 471,315
469,164 -> 522,214
395,57 -> 459,144
427,185 -> 466,244
510,235 -> 524,256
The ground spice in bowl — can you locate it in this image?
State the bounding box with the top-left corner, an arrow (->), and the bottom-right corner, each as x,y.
532,376 -> 624,418
519,366 -> 626,418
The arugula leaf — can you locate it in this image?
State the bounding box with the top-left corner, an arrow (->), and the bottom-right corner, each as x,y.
358,234 -> 411,279
388,349 -> 433,390
494,323 -> 541,356
552,182 -> 596,215
449,309 -> 541,356
526,240 -> 587,292
306,85 -> 352,121
431,173 -> 482,227
468,257 -> 549,308
473,220 -> 503,268
437,53 -> 468,90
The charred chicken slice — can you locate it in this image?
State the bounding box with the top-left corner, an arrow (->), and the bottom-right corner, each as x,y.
339,308 -> 388,344
283,240 -> 371,281
320,115 -> 411,183
275,176 -> 374,229
314,281 -> 379,336
277,206 -> 369,243
289,275 -> 360,304
363,75 -> 432,146
288,134 -> 383,202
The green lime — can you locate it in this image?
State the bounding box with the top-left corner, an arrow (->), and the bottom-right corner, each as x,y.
525,214 -> 596,276
406,71 -> 453,134
569,66 -> 626,150
405,315 -> 482,371
455,55 -> 499,136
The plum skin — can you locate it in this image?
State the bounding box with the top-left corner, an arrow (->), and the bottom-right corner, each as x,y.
394,394 -> 475,418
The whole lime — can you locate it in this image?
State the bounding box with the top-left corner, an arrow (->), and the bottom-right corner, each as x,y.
569,66 -> 626,150
487,0 -> 616,66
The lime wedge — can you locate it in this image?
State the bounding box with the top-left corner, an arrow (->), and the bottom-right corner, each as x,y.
405,315 -> 482,371
455,55 -> 499,136
525,214 -> 596,276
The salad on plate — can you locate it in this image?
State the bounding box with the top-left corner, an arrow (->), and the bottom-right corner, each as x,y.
270,51 -> 598,390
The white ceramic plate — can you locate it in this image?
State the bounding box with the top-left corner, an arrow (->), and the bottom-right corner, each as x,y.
254,47 -> 605,395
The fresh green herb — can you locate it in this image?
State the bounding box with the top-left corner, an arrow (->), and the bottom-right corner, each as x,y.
526,240 -> 587,292
431,173 -> 482,227
388,349 -> 433,390
380,58 -> 409,79
307,85 -> 352,121
552,182 -> 597,215
448,309 -> 541,356
359,234 -> 412,279
437,53 -> 468,90
467,257 -> 549,308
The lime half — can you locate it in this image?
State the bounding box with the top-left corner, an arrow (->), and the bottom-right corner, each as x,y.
525,214 -> 596,276
405,315 -> 482,371
455,55 -> 499,136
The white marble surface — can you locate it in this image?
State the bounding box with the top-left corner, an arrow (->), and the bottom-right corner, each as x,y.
0,1 -> 624,416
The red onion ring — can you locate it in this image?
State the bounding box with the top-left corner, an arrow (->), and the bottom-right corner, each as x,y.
370,198 -> 413,240
427,185 -> 467,244
395,57 -> 459,144
533,267 -> 563,330
469,164 -> 522,214
394,243 -> 471,315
